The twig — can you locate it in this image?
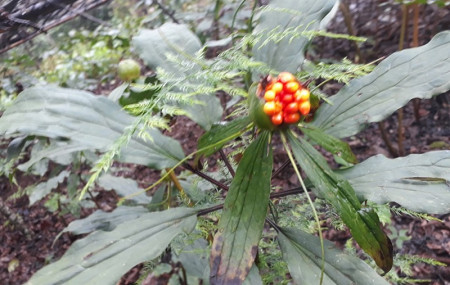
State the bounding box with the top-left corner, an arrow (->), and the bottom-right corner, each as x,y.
183,163 -> 229,191
219,149 -> 235,177
271,159 -> 290,179
378,121 -> 398,157
152,0 -> 179,24
196,186 -> 305,217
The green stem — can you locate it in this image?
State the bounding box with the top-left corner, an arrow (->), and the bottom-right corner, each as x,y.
280,131 -> 325,285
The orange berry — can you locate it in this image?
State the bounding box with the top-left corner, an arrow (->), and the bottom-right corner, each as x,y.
284,112 -> 300,124
263,101 -> 277,115
284,102 -> 298,114
281,94 -> 294,104
264,90 -> 276,101
285,81 -> 300,93
299,101 -> 311,115
274,101 -> 283,113
278,72 -> 296,84
271,82 -> 283,94
298,89 -> 310,102
271,112 -> 283,125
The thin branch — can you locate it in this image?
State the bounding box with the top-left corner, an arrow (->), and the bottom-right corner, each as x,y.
183,163 -> 229,191
271,159 -> 290,179
196,186 -> 305,217
219,149 -> 235,177
152,0 -> 179,24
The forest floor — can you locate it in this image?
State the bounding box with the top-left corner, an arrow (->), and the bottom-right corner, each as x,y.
1,1 -> 450,284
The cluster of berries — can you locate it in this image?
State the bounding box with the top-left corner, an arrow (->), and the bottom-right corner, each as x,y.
262,72 -> 311,125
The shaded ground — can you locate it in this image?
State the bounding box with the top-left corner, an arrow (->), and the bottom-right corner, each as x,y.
1,1 -> 450,284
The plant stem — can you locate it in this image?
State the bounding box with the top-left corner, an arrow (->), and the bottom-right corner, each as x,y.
339,0 -> 362,62
183,163 -> 229,191
280,131 -> 325,285
167,169 -> 194,207
152,0 -> 179,24
378,121 -> 398,157
412,3 -> 421,122
271,159 -> 290,179
219,149 -> 235,177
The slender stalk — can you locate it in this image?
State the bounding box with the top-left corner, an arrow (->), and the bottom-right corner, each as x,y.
280,131 -> 325,285
412,4 -> 421,122
339,0 -> 362,62
183,163 -> 229,191
219,149 -> 235,177
271,159 -> 290,179
167,169 -> 194,206
378,121 -> 398,157
152,0 -> 179,23
396,4 -> 409,157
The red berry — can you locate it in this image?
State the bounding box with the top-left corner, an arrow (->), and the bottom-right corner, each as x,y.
278,72 -> 296,84
284,112 -> 300,124
271,112 -> 283,125
285,81 -> 300,93
282,94 -> 294,104
263,101 -> 277,115
299,101 -> 311,115
272,82 -> 283,94
284,102 -> 298,114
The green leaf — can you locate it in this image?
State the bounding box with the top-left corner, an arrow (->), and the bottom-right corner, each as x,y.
311,31 -> 450,138
300,126 -> 357,164
181,94 -> 223,131
0,86 -> 185,170
132,23 -> 222,130
278,227 -> 390,285
29,170 -> 71,205
98,174 -> 152,204
198,116 -> 252,156
27,207 -> 197,285
253,0 -> 339,74
210,131 -> 273,284
132,23 -> 202,74
59,206 -> 149,236
339,151 -> 450,214
286,131 -> 393,272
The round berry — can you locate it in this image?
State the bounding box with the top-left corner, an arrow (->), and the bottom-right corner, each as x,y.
271,112 -> 283,125
278,72 -> 296,84
284,102 -> 298,114
281,94 -> 294,104
272,82 -> 284,94
284,112 -> 300,124
264,90 -> 276,101
263,101 -> 277,115
297,89 -> 310,102
299,101 -> 311,115
285,81 -> 300,93
117,59 -> 141,81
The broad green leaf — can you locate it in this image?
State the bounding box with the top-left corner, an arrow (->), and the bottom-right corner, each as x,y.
210,131 -> 273,284
27,207 -> 197,285
198,116 -> 252,156
181,94 -> 223,131
311,31 -> 450,138
29,170 -> 71,205
59,206 -> 149,236
132,23 -> 202,74
253,0 -> 338,74
339,151 -> 450,214
300,126 -> 357,164
98,174 -> 151,204
286,131 -> 393,272
132,23 -> 222,130
0,86 -> 185,169
278,227 -> 390,285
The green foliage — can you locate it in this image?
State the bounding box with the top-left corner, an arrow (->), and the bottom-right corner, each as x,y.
1,0 -> 449,284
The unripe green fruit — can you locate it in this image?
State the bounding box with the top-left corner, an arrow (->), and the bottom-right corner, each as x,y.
117,59 -> 141,81
248,83 -> 276,131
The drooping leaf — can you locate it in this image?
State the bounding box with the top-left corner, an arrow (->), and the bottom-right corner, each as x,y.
210,131 -> 273,284
27,207 -> 197,285
311,31 -> 450,138
278,227 -> 390,285
29,170 -> 71,205
98,174 -> 152,204
59,206 -> 149,236
0,86 -> 185,170
253,0 -> 339,74
132,23 -> 202,74
198,116 -> 252,156
286,131 -> 393,272
300,126 -> 357,164
339,151 -> 450,214
132,24 -> 222,130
